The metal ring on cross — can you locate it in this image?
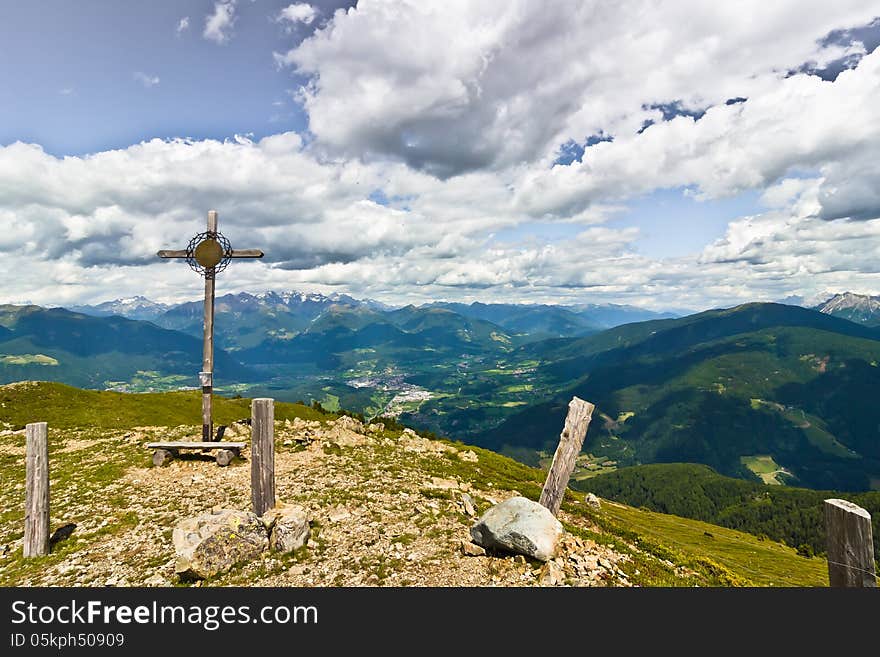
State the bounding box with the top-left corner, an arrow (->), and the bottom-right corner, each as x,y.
185,231 -> 232,278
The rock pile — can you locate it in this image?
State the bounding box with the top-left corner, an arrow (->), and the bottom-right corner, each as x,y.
173,504 -> 310,580
173,509 -> 268,580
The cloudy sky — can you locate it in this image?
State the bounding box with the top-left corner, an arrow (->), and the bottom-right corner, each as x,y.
1,1 -> 879,310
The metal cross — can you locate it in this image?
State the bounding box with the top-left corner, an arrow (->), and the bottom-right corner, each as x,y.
158,210 -> 264,440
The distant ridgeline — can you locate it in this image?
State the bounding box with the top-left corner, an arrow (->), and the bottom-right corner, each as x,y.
2,293 -> 880,493
580,463 -> 880,557
479,302 -> 880,492
0,305 -> 254,389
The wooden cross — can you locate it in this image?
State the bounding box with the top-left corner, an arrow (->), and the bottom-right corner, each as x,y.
158,210 -> 263,440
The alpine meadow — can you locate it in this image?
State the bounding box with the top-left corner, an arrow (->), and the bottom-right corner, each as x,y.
1,2 -> 879,596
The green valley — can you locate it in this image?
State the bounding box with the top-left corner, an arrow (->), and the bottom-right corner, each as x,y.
579,463 -> 880,558
3,296 -> 880,493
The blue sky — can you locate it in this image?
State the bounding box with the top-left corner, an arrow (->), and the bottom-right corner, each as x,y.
0,2 -> 353,154
612,189 -> 764,259
0,2 -> 879,310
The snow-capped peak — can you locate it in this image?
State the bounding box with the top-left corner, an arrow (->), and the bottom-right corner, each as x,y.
816,292 -> 880,314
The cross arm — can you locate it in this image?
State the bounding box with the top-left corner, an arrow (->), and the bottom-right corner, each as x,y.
229,249 -> 264,258
157,249 -> 188,258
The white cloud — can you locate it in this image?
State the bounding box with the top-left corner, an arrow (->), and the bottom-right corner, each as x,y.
0,135 -> 642,306
58,88 -> 74,96
3,2 -> 880,310
2,121 -> 880,310
277,3 -> 316,29
279,0 -> 878,178
513,48 -> 880,220
176,16 -> 190,35
204,1 -> 236,45
133,72 -> 160,88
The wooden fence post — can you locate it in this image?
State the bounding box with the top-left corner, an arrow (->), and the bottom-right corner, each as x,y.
539,397 -> 595,516
824,498 -> 876,588
251,398 -> 275,517
24,422 -> 50,557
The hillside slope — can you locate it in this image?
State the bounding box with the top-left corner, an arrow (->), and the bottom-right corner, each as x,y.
0,382 -> 827,587
478,303 -> 880,490
579,463 -> 880,557
0,306 -> 253,389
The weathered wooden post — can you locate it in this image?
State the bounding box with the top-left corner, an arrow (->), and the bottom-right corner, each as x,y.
24,422 -> 50,557
824,498 -> 876,587
200,211 -> 217,441
539,396 -> 595,516
251,398 -> 275,516
158,210 -> 264,441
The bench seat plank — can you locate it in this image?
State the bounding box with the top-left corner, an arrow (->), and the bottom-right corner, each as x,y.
146,441 -> 247,450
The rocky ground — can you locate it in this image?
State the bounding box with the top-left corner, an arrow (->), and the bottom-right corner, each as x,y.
0,415 -> 685,587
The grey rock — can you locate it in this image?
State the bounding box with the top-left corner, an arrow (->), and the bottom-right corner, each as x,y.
469,496 -> 563,562
328,507 -> 352,523
262,505 -> 310,554
428,477 -> 458,490
173,509 -> 268,580
585,493 -> 601,509
144,574 -> 170,587
538,560 -> 565,586
326,419 -> 366,447
460,493 -> 477,517
460,540 -> 486,557
334,415 -> 365,434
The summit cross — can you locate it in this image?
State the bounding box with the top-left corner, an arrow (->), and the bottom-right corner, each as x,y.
157,210 -> 264,440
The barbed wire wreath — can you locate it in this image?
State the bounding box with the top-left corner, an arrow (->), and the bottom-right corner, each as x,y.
185,231 -> 233,279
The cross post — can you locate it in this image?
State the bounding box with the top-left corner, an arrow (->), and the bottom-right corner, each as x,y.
158,210 -> 263,441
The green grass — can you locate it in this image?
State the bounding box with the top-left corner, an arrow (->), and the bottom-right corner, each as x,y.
319,393 -> 340,412
501,384 -> 533,393
0,382 -> 840,588
0,354 -> 58,366
0,381 -> 329,430
749,398 -> 855,460
779,408 -> 855,459
741,455 -> 786,485
421,439 -> 826,586
596,502 -> 828,587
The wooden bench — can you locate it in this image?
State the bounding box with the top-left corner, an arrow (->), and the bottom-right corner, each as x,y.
146,442 -> 247,467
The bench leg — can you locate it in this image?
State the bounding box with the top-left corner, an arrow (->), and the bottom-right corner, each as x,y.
152,449 -> 174,467
216,449 -> 236,467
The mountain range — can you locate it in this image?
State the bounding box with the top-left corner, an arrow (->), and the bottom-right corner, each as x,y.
470,302 -> 880,490
0,304 -> 253,389
2,289 -> 879,492
813,291 -> 880,326
69,291 -> 674,344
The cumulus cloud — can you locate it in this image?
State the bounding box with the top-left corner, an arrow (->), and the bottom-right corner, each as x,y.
133,72 -> 160,88
176,16 -> 190,36
513,48 -> 880,220
700,184 -> 880,303
279,0 -> 879,177
3,2 -> 880,310
277,3 -> 316,29
1,121 -> 878,311
204,1 -> 236,44
0,134 -> 650,306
